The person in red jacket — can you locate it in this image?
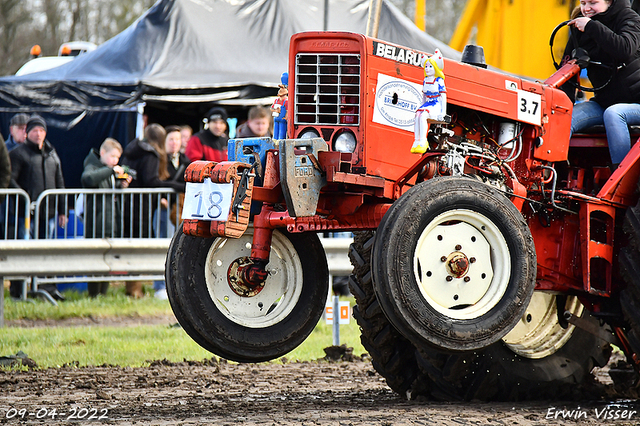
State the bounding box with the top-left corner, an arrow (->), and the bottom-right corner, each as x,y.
185,107 -> 229,162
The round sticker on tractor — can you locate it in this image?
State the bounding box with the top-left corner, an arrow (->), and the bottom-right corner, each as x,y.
373,73 -> 423,132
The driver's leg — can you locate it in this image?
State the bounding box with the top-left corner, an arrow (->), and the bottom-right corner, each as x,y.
571,100 -> 604,136
603,103 -> 640,165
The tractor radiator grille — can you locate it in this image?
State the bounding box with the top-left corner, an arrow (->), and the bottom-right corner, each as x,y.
295,53 -> 360,126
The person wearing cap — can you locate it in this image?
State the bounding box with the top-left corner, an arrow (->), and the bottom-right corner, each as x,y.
9,115 -> 67,300
185,106 -> 230,162
5,113 -> 29,152
9,115 -> 67,237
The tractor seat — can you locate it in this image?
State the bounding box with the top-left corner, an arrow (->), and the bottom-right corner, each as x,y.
570,125 -> 640,148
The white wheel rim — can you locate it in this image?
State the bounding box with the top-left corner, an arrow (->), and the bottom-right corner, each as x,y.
204,229 -> 303,328
503,293 -> 582,359
414,209 -> 511,320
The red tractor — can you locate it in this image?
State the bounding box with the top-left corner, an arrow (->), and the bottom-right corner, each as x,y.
166,28 -> 640,400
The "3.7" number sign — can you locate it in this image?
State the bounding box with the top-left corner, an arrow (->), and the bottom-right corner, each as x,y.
182,179 -> 233,221
517,90 -> 542,126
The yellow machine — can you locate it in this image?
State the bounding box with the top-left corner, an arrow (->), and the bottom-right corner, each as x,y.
416,0 -> 577,79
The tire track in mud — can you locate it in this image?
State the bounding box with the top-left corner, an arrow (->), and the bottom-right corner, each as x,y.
0,357 -> 637,425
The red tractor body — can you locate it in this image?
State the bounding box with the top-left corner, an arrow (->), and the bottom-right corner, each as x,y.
168,31 -> 640,400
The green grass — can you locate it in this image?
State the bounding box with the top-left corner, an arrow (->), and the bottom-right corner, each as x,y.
1,286 -> 366,368
0,325 -> 213,368
4,288 -> 173,321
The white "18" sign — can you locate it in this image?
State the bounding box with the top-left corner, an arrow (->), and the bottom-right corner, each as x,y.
182,179 -> 233,221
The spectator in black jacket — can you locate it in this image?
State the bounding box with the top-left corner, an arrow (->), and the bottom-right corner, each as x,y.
9,115 -> 67,238
9,115 -> 66,300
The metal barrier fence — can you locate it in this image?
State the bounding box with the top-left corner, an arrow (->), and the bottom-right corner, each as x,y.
1,187 -> 182,240
0,188 -> 353,315
0,189 -> 31,240
0,187 -> 183,310
34,188 -> 182,239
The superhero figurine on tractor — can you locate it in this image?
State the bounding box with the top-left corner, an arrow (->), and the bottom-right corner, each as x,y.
166,27 -> 640,400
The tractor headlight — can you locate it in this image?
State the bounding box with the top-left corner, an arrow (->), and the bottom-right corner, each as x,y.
299,129 -> 320,139
334,131 -> 357,153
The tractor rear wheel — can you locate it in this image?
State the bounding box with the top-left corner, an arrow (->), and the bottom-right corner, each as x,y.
165,227 -> 328,363
350,231 -> 610,401
415,292 -> 612,400
619,193 -> 640,359
353,177 -> 611,401
348,231 -> 431,398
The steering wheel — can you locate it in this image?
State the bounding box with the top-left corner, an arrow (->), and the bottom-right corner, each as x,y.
549,20 -> 614,92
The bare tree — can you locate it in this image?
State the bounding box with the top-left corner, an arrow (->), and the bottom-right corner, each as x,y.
0,0 -> 158,75
0,0 -> 32,75
42,0 -> 65,54
111,0 -> 157,31
1,0 -> 463,76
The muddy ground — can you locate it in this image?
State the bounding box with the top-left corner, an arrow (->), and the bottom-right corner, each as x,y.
1,317 -> 639,425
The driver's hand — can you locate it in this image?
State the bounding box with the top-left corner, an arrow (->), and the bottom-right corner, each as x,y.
569,17 -> 590,32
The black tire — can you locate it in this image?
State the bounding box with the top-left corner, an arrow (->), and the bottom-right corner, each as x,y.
372,177 -> 537,352
619,194 -> 640,356
349,235 -> 611,401
165,227 -> 329,363
415,295 -> 612,401
348,231 -> 432,398
165,227 -> 220,354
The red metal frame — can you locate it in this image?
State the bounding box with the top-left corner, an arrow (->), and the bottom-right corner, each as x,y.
183,32 -> 640,304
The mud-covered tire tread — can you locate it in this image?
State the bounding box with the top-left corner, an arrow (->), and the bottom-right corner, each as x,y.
414,312 -> 611,401
620,195 -> 640,359
348,231 -> 428,397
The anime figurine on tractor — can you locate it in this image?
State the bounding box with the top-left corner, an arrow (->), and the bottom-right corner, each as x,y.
166,27 -> 640,400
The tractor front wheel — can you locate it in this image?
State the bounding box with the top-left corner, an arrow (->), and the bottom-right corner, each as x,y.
372,177 -> 537,352
165,227 -> 328,363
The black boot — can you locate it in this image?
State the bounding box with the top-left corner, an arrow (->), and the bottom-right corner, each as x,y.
39,284 -> 65,301
9,280 -> 24,299
88,282 -> 109,297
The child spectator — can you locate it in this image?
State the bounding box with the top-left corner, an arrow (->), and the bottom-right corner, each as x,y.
80,138 -> 131,296
81,138 -> 131,238
235,106 -> 271,138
